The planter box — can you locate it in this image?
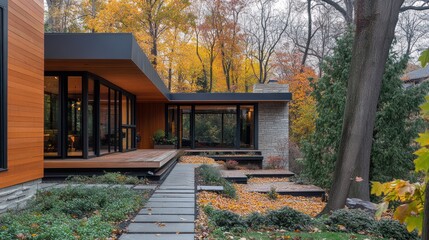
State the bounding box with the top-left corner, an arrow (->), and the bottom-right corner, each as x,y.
154,144 -> 176,149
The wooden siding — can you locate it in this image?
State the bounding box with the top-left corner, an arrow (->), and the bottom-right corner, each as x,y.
136,102 -> 165,149
0,0 -> 44,188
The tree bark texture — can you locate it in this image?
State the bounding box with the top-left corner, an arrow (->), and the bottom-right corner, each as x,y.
323,0 -> 404,213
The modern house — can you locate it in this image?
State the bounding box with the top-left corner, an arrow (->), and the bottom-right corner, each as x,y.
402,65 -> 429,88
1,0 -> 291,213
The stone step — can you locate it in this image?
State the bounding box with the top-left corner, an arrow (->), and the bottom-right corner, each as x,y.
158,186 -> 194,190
127,222 -> 194,233
120,234 -> 194,240
145,202 -> 194,208
139,207 -> 195,215
155,190 -> 194,194
147,198 -> 194,202
152,194 -> 195,198
134,214 -> 194,223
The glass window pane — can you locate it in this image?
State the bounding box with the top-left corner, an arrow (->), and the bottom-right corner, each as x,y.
109,89 -> 117,152
194,105 -> 237,148
167,105 -> 177,138
179,106 -> 191,148
88,78 -> 95,156
240,105 -> 255,149
122,95 -> 127,125
100,84 -> 109,154
67,76 -> 83,157
44,76 -> 60,157
127,97 -> 132,125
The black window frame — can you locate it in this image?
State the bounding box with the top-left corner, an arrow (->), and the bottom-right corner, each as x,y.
165,103 -> 258,150
44,71 -> 137,159
0,0 -> 7,172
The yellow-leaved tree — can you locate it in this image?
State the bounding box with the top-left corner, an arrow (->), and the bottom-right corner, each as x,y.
372,49 -> 429,238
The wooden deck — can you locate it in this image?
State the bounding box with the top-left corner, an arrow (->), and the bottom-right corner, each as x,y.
44,150 -> 182,169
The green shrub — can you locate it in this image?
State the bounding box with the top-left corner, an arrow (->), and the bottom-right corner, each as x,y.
198,164 -> 237,198
245,212 -> 268,229
372,219 -> 419,240
205,207 -> 246,231
66,172 -> 147,185
326,209 -> 375,233
267,186 -> 278,200
266,207 -> 312,231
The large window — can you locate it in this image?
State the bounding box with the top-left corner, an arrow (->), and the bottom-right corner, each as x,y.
44,72 -> 136,159
195,105 -> 237,148
0,0 -> 7,170
168,104 -> 256,149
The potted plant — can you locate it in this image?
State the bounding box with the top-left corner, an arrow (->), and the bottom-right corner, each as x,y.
153,129 -> 177,149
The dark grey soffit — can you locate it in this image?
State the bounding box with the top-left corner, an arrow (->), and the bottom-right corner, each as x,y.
45,33 -> 291,103
45,33 -> 170,99
169,93 -> 292,102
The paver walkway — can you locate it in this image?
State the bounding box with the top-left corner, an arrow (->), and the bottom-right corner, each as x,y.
120,164 -> 196,240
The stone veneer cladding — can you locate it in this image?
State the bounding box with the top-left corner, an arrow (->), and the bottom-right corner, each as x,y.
0,180 -> 41,214
254,83 -> 290,169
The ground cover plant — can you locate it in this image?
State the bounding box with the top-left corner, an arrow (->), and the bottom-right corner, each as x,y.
199,205 -> 417,240
196,164 -> 237,198
66,172 -> 148,185
0,185 -> 149,239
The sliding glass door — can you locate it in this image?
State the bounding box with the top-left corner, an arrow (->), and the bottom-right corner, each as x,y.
169,104 -> 256,149
44,76 -> 60,157
44,72 -> 136,159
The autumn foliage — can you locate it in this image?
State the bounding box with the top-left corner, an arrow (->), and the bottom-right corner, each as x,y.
276,52 -> 317,145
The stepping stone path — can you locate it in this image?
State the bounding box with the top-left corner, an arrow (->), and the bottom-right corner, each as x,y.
120,164 -> 196,240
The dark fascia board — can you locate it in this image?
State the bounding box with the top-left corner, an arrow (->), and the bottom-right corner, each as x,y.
169,93 -> 292,102
44,33 -> 170,98
44,33 -> 292,103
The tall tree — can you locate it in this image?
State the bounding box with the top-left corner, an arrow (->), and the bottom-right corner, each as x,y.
212,0 -> 246,92
246,0 -> 291,84
324,0 -> 404,212
45,0 -> 82,32
320,0 -> 429,25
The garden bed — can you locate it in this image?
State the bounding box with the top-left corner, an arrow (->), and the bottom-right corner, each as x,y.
195,165 -> 417,240
0,174 -> 153,240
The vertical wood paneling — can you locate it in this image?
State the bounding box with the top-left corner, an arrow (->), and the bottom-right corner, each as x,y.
0,0 -> 44,188
136,103 -> 165,149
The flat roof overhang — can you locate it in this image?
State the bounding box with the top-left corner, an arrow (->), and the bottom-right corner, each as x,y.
45,33 -> 292,103
45,33 -> 169,102
169,93 -> 292,103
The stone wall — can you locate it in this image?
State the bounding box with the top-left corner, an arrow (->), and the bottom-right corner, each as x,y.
254,83 -> 290,169
0,179 -> 41,214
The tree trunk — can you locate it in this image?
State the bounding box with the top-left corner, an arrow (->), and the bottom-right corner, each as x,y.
423,179 -> 429,240
348,149 -> 370,200
322,0 -> 404,213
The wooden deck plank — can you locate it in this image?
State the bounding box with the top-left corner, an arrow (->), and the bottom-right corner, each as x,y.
44,150 -> 182,169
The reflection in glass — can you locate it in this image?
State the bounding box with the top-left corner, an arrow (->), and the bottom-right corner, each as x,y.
122,95 -> 127,125
240,105 -> 255,148
44,76 -> 60,157
67,76 -> 83,157
179,106 -> 191,148
100,84 -> 109,154
109,89 -> 118,152
194,105 -> 236,148
167,106 -> 177,138
88,78 -> 95,156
